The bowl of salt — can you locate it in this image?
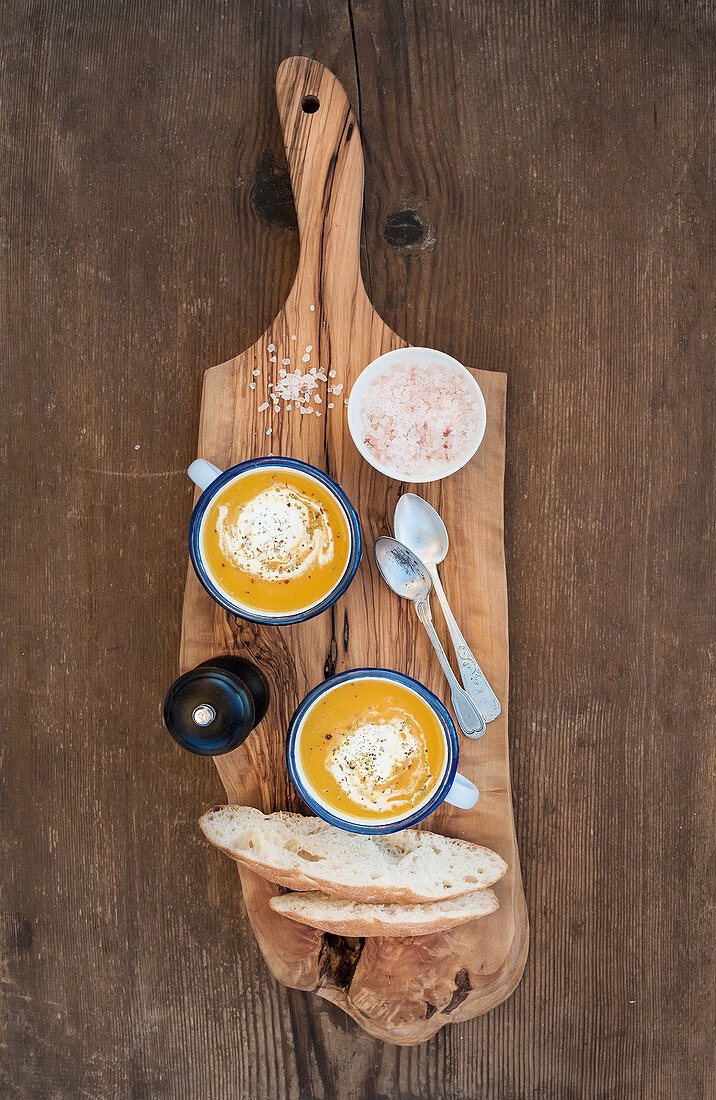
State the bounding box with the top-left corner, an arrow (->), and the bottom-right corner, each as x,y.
346,347 -> 487,483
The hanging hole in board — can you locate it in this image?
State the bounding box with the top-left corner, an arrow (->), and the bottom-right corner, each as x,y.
301,95 -> 320,114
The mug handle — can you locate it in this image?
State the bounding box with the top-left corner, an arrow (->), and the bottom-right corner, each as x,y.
443,771 -> 479,810
188,459 -> 223,492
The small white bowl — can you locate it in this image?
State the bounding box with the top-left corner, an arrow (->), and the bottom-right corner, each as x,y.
346,347 -> 487,484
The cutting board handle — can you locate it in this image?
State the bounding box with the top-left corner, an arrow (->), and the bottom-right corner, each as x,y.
276,57 -> 368,312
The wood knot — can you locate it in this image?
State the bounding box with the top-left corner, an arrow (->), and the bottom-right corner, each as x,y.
2,912 -> 34,954
250,152 -> 298,230
383,209 -> 436,252
318,933 -> 363,989
442,968 -> 473,1014
324,636 -> 338,679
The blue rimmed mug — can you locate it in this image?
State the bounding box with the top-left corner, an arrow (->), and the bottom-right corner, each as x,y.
187,457 -> 362,625
286,668 -> 479,835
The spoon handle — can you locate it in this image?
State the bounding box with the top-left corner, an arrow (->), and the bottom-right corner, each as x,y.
414,598 -> 486,739
430,568 -> 502,722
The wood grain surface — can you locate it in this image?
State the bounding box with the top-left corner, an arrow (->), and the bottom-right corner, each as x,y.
1,0 -> 713,1095
179,55 -> 527,1045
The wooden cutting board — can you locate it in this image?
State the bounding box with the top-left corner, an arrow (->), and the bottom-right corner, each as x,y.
179,56 -> 528,1045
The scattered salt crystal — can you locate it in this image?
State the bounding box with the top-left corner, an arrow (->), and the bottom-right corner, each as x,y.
309,304 -> 315,311
267,343 -> 275,352
279,369 -> 287,377
291,334 -> 296,341
286,403 -> 292,410
249,382 -> 256,389
328,402 -> 335,409
266,427 -> 272,435
306,345 -> 313,353
300,406 -> 314,415
257,402 -> 269,412
316,411 -> 321,417
314,394 -> 322,403
272,368 -> 320,406
270,356 -> 277,363
281,358 -> 291,365
252,369 -> 260,376
332,383 -> 343,395
344,398 -> 349,405
302,354 -> 310,363
328,370 -> 336,378
316,370 -> 327,381
309,367 -> 317,376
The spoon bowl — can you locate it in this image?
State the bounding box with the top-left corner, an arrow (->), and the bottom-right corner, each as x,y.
393,494 -> 449,567
373,536 -> 432,601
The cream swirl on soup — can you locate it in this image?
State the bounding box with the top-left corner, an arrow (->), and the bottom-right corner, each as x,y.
326,718 -> 431,813
216,482 -> 334,582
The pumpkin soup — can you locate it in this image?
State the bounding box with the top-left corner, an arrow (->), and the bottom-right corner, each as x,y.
297,677 -> 448,823
201,467 -> 351,615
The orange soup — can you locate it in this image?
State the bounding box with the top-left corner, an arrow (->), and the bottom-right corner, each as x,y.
297,677 -> 448,824
201,467 -> 351,615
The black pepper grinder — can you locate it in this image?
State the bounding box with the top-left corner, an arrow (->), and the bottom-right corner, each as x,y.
163,656 -> 270,756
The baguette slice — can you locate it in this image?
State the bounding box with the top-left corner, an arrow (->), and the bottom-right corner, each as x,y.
199,806 -> 507,904
269,888 -> 499,937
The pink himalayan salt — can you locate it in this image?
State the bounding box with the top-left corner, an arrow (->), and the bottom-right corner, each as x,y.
359,362 -> 481,473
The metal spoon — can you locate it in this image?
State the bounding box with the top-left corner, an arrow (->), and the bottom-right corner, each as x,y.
373,537 -> 486,738
394,493 -> 501,722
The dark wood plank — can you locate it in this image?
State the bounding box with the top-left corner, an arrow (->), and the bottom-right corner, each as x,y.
0,0 -> 713,1096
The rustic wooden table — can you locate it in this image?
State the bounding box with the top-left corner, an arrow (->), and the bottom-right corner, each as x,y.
1,2 -> 713,1097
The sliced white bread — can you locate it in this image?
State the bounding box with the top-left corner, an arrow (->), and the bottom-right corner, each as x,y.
269,888 -> 499,937
199,805 -> 508,904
